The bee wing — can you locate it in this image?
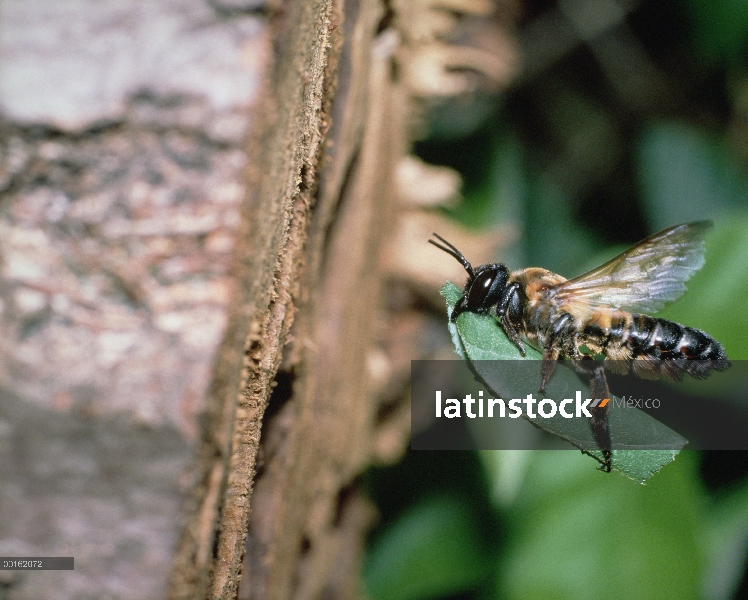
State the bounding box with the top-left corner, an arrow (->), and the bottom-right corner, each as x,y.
553,221 -> 712,314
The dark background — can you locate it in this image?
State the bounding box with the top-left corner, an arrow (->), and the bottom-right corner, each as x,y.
365,1 -> 748,599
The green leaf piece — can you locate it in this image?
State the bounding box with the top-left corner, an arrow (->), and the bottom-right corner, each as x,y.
440,283 -> 687,482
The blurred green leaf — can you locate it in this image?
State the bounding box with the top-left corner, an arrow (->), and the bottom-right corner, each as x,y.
443,130 -> 525,232
702,477 -> 748,600
638,123 -> 748,231
364,496 -> 489,600
493,451 -> 703,600
685,0 -> 748,65
478,450 -> 533,508
524,179 -> 602,276
441,283 -> 686,482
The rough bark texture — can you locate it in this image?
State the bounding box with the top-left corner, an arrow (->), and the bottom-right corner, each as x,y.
168,0 -> 380,598
239,3 -> 409,598
170,0 -> 514,596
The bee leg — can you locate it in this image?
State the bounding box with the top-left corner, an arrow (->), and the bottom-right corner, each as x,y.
496,284 -> 525,355
539,351 -> 558,394
500,317 -> 526,356
538,314 -> 574,393
576,357 -> 612,472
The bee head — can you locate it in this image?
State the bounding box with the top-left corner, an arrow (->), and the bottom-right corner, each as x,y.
429,233 -> 509,322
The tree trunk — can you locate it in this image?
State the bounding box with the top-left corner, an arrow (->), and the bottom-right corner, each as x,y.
168,1 -> 411,598
164,0 -> 516,597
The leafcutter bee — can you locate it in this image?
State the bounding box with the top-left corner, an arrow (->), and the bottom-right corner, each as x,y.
430,221 -> 730,471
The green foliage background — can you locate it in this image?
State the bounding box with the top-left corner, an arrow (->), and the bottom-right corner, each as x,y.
364,1 -> 748,599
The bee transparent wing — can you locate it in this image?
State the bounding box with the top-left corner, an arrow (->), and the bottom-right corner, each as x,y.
553,221 -> 712,314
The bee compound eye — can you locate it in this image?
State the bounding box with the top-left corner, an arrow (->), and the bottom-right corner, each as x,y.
467,270 -> 495,309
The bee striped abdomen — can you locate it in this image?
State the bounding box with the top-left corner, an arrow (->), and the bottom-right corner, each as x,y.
629,314 -> 723,358
622,314 -> 728,380
580,311 -> 729,380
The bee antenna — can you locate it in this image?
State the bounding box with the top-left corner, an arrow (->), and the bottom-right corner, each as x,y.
429,233 -> 475,279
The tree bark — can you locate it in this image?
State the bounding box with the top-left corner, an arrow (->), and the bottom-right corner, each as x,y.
168,0 -> 410,598
168,0 -> 513,596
